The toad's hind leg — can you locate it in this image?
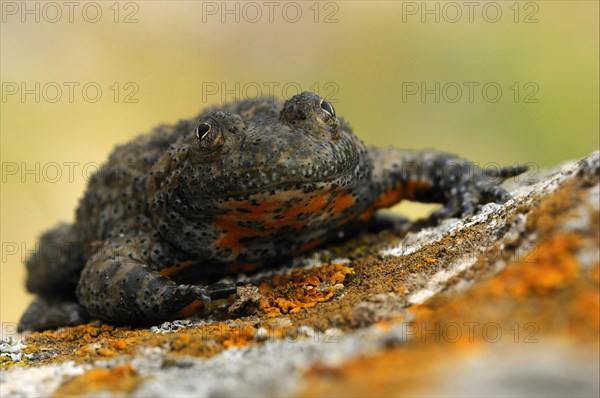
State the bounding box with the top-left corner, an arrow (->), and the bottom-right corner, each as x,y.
76,238 -> 210,324
19,299 -> 89,332
25,223 -> 85,296
19,223 -> 89,331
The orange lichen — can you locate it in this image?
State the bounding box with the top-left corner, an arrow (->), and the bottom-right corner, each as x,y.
258,263 -> 354,316
21,319 -> 269,367
487,233 -> 581,299
29,323 -> 115,343
301,343 -> 456,397
95,348 -> 114,357
357,228 -> 597,394
221,325 -> 257,348
52,363 -> 142,397
299,174 -> 600,397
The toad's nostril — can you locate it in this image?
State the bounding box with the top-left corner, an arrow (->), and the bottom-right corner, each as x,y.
329,119 -> 341,139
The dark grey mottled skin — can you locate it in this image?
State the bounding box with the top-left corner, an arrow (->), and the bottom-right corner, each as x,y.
19,92 -> 527,331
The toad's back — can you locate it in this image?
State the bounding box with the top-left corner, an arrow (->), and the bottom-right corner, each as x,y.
75,122 -> 192,245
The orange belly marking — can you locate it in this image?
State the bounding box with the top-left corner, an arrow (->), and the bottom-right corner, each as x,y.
160,260 -> 195,278
171,299 -> 205,319
360,180 -> 432,221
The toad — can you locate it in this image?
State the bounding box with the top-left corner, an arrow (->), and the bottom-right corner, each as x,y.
19,92 -> 527,331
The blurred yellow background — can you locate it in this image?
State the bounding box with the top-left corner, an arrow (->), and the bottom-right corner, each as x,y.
1,1 -> 598,326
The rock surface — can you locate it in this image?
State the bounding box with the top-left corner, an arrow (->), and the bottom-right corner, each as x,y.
1,151 -> 599,397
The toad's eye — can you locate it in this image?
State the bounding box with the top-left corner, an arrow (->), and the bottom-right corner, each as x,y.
195,122 -> 211,140
319,99 -> 335,117
195,121 -> 223,150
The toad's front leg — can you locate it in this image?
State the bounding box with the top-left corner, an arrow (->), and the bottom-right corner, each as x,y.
366,147 -> 528,220
76,237 -> 211,324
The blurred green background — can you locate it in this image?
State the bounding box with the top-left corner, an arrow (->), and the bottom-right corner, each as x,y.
1,1 -> 598,326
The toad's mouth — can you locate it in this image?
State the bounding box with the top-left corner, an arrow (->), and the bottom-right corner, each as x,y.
180,145 -> 363,200
179,167 -> 356,201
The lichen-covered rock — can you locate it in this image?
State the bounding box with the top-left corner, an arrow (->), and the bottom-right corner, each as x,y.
2,151 -> 598,398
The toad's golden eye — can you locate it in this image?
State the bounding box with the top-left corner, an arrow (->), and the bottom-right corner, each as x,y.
195,122 -> 212,140
319,99 -> 335,117
195,121 -> 223,150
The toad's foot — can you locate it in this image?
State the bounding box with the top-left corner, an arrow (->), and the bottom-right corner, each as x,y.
18,299 -> 89,332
